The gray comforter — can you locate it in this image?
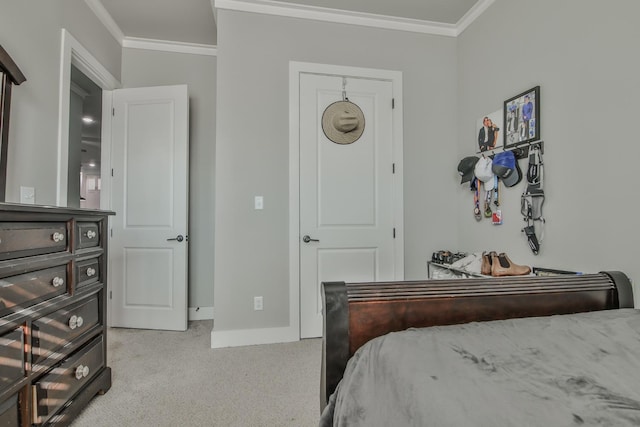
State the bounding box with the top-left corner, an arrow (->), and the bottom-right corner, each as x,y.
320,309 -> 640,426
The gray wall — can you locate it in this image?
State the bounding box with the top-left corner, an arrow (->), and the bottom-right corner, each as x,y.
214,10 -> 458,331
457,0 -> 640,299
0,0 -> 121,205
1,3 -> 216,312
121,48 -> 217,310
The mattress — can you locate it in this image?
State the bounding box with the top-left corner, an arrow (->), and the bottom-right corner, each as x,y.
320,309 -> 640,426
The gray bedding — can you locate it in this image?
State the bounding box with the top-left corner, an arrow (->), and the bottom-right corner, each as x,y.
320,309 -> 640,426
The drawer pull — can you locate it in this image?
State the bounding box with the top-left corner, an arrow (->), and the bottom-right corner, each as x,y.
75,365 -> 90,380
85,230 -> 97,239
52,276 -> 65,287
86,267 -> 96,277
52,232 -> 65,243
68,315 -> 84,330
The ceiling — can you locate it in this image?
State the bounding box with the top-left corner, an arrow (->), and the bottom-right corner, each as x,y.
98,0 -> 483,46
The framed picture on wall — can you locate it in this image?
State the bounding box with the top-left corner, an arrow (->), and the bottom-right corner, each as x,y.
476,109 -> 503,153
503,86 -> 540,148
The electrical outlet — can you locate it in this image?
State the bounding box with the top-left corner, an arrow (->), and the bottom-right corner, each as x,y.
253,296 -> 263,311
20,186 -> 35,204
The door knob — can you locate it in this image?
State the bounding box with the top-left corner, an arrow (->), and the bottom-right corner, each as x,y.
167,235 -> 184,242
302,235 -> 319,243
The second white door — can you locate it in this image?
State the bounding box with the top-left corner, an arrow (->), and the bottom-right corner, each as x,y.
299,73 -> 401,338
109,85 -> 189,331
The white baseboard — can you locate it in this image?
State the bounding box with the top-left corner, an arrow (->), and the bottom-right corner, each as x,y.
189,306 -> 214,321
211,325 -> 299,348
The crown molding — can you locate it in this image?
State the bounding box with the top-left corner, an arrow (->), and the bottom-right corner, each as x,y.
214,0 -> 496,37
455,0 -> 496,36
123,37 -> 218,56
86,0 -> 494,56
84,0 -> 124,44
85,1 -> 217,55
214,0 -> 458,37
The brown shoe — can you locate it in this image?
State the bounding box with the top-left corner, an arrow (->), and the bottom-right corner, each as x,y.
491,253 -> 531,276
481,252 -> 492,275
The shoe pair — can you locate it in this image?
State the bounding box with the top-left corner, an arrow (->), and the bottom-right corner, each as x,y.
482,251 -> 531,277
481,251 -> 496,275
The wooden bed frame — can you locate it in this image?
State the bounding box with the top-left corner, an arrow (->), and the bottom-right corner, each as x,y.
320,271 -> 634,409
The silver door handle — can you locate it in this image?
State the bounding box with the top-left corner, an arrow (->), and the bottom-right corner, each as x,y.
302,235 -> 319,243
167,235 -> 184,242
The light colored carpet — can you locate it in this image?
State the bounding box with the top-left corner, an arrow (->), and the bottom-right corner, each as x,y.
70,321 -> 322,427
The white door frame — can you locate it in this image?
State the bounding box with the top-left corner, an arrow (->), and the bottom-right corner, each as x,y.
57,28 -> 120,208
57,29 -> 120,325
289,61 -> 404,339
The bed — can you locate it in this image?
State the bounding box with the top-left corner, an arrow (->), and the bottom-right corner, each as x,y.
319,271 -> 637,426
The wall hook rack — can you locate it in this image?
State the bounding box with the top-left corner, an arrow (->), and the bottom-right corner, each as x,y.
484,140 -> 543,160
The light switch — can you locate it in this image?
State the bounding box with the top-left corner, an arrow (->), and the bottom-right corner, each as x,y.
20,186 -> 35,204
254,196 -> 264,210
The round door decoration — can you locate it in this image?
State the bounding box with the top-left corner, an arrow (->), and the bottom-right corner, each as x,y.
321,100 -> 365,145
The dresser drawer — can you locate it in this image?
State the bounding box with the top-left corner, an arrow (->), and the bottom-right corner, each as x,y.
0,223 -> 67,261
0,266 -> 67,317
32,297 -> 100,364
76,222 -> 100,250
0,394 -> 19,427
76,259 -> 100,288
0,330 -> 24,395
33,336 -> 104,424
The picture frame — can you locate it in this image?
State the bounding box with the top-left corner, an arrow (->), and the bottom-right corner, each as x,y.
503,86 -> 540,148
475,108 -> 503,153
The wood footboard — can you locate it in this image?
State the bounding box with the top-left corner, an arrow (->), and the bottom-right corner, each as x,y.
320,271 -> 633,410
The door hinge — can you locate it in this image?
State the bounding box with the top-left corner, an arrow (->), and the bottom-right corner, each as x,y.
392,98 -> 395,109
112,107 -> 115,116
393,228 -> 396,239
392,163 -> 395,174
109,291 -> 112,299
111,169 -> 114,177
110,228 -> 113,238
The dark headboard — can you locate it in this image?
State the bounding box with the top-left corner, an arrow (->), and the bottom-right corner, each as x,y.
320,271 -> 633,410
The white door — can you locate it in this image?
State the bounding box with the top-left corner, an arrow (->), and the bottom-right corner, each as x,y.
109,85 -> 189,331
299,74 -> 400,338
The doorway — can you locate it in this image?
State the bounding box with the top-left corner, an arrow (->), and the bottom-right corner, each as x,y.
289,62 -> 405,339
57,29 -> 119,209
68,64 -> 102,209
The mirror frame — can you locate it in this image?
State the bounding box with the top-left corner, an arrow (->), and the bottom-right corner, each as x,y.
0,45 -> 26,202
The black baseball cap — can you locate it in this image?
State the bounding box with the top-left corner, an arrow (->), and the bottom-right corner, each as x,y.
457,156 -> 479,184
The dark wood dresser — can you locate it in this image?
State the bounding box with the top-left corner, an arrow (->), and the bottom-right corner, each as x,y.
0,203 -> 114,426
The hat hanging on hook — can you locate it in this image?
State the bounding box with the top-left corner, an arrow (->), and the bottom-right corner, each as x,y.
321,77 -> 365,145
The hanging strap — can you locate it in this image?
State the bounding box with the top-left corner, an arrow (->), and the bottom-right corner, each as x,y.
521,188 -> 545,220
521,197 -> 544,254
472,178 -> 481,221
525,145 -> 544,192
484,186 -> 493,218
481,174 -> 494,218
521,145 -> 545,254
342,77 -> 349,101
